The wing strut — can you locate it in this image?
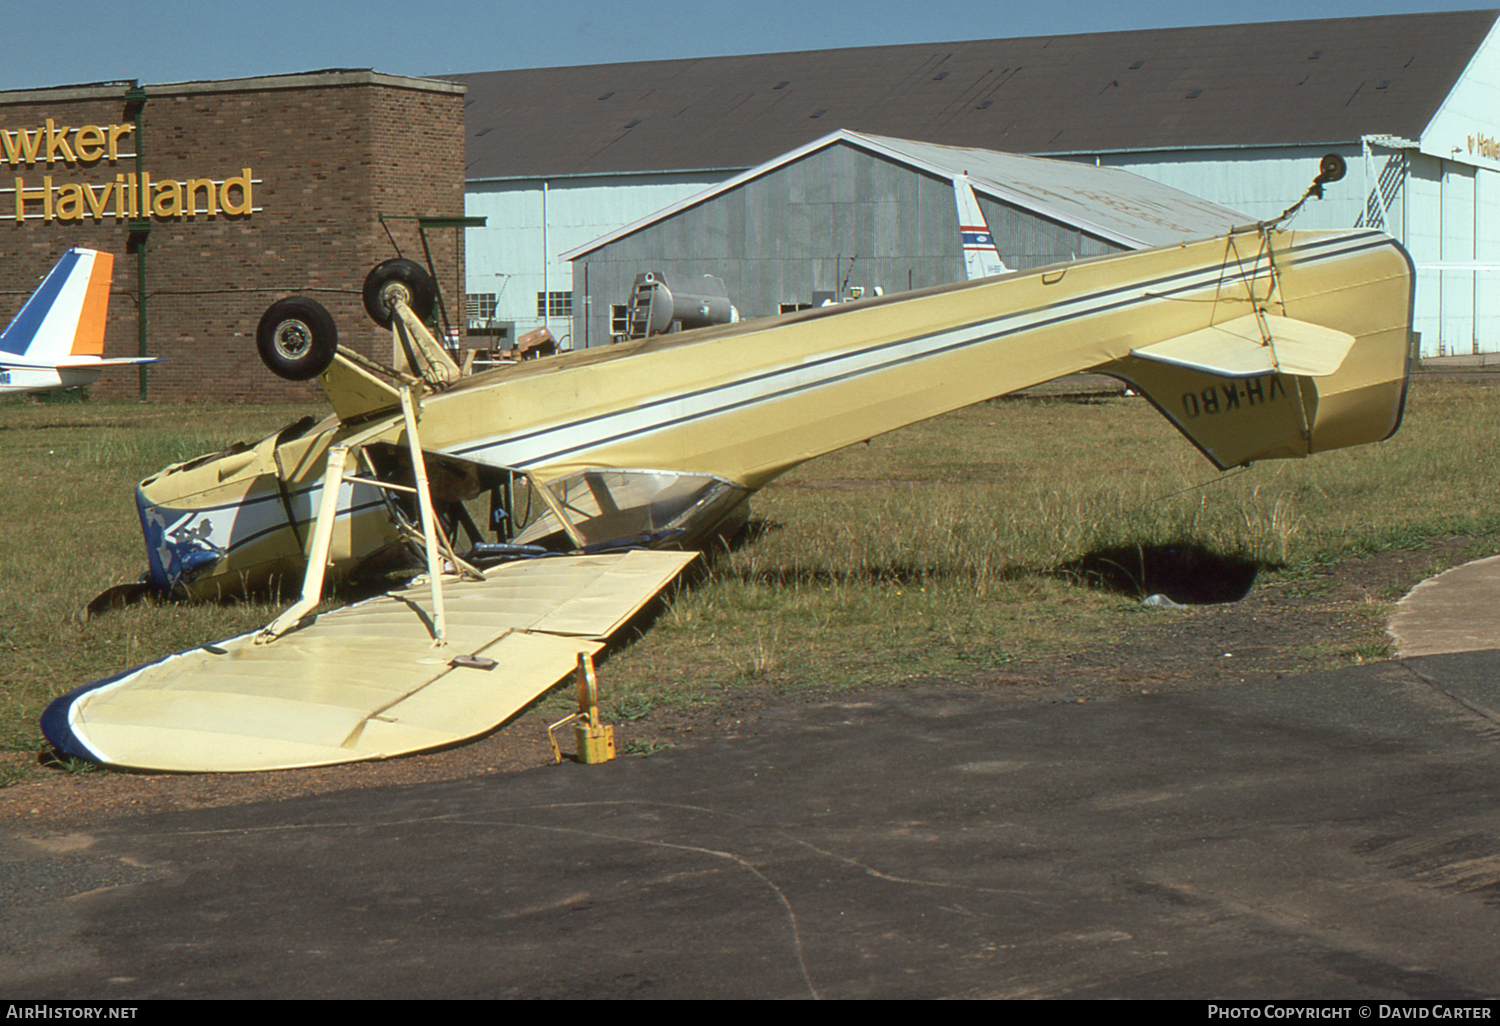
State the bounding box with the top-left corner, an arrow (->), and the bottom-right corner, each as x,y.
258,384 -> 471,645
400,384 -> 449,644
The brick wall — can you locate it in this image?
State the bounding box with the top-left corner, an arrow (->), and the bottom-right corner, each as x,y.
0,71 -> 466,401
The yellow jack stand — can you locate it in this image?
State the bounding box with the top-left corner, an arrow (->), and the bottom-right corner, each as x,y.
548,652 -> 616,765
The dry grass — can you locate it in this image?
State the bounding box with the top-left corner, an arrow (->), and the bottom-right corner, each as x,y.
0,396 -> 319,769
597,378 -> 1500,707
2,377 -> 1499,781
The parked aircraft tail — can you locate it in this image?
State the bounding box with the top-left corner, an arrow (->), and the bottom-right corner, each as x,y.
0,248 -> 114,365
0,249 -> 158,395
954,175 -> 1010,280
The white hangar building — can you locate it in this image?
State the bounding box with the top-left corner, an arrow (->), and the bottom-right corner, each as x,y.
448,8 -> 1500,357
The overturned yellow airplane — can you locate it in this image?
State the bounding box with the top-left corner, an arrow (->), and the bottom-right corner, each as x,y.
42,191 -> 1413,773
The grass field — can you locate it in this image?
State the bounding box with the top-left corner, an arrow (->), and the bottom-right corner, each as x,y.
598,375 -> 1500,707
1,375 -> 1497,783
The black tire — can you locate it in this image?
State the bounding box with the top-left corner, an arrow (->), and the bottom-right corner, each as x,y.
363,258 -> 437,328
256,297 -> 338,381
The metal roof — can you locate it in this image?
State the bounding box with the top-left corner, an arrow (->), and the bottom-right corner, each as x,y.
449,9 -> 1499,180
562,130 -> 1251,260
864,134 -> 1250,247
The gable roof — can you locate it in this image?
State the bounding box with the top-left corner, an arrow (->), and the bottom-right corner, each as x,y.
450,9 -> 1499,181
562,130 -> 1251,261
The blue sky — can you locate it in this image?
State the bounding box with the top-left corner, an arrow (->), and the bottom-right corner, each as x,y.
2,0 -> 1489,90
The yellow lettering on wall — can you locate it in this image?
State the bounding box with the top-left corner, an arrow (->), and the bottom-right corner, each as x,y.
54,182 -> 84,221
1467,130 -> 1500,161
151,178 -> 182,217
13,129 -> 42,165
0,121 -> 139,166
44,120 -> 75,163
220,168 -> 253,216
185,178 -> 218,216
74,125 -> 106,162
107,123 -> 132,161
10,166 -> 256,221
81,181 -> 113,219
12,176 -> 45,221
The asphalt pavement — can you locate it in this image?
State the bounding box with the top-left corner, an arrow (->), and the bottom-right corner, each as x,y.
2,559 -> 1499,999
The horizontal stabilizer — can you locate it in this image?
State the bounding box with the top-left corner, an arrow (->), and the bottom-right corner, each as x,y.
1131,314 -> 1355,378
2,355 -> 160,371
56,357 -> 163,369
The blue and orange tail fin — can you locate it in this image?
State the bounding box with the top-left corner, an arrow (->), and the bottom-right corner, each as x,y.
0,249 -> 114,363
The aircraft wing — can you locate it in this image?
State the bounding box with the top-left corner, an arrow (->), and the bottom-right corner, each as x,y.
42,550 -> 696,773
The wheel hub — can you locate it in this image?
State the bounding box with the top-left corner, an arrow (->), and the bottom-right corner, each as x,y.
273,320 -> 312,359
380,282 -> 412,313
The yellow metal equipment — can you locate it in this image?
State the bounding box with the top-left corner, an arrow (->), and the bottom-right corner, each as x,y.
548,652 -> 616,765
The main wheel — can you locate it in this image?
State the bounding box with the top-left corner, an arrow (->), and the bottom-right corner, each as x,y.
363,258 -> 437,328
256,297 -> 338,380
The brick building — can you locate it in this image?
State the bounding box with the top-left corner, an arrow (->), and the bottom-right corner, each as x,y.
0,70 -> 466,401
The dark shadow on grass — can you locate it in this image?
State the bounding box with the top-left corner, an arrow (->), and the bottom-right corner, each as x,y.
1054,541 -> 1268,605
715,516 -> 780,551
86,563 -> 419,619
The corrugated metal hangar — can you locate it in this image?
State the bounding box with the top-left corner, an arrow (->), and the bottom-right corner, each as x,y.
450,8 -> 1500,358
562,132 -> 1250,349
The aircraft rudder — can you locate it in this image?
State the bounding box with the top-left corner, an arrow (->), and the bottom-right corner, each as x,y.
0,248 -> 99,361
70,249 -> 113,357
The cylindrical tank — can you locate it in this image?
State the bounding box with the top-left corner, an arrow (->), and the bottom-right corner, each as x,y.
628,272 -> 735,337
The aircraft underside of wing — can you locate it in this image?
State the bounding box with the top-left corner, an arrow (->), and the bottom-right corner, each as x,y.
44,219 -> 1415,773
46,551 -> 696,773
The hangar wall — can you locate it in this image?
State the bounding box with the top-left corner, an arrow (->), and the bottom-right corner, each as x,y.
1098,141 -> 1500,359
550,136 -> 1500,359
0,71 -> 466,401
569,144 -> 1125,348
464,170 -> 720,349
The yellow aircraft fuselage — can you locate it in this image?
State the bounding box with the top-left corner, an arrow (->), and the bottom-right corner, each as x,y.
134,226 -> 1412,600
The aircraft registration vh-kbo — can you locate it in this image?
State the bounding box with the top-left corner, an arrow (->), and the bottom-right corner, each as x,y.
42,157 -> 1415,773
0,248 -> 159,395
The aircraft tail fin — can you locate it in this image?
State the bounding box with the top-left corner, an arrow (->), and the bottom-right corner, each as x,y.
0,249 -> 114,364
954,175 -> 1010,280
1106,312 -> 1405,471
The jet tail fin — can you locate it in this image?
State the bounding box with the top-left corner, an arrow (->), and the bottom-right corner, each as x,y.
0,249 -> 114,364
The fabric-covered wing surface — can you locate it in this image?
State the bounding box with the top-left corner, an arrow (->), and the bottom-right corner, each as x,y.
43,551 -> 697,773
